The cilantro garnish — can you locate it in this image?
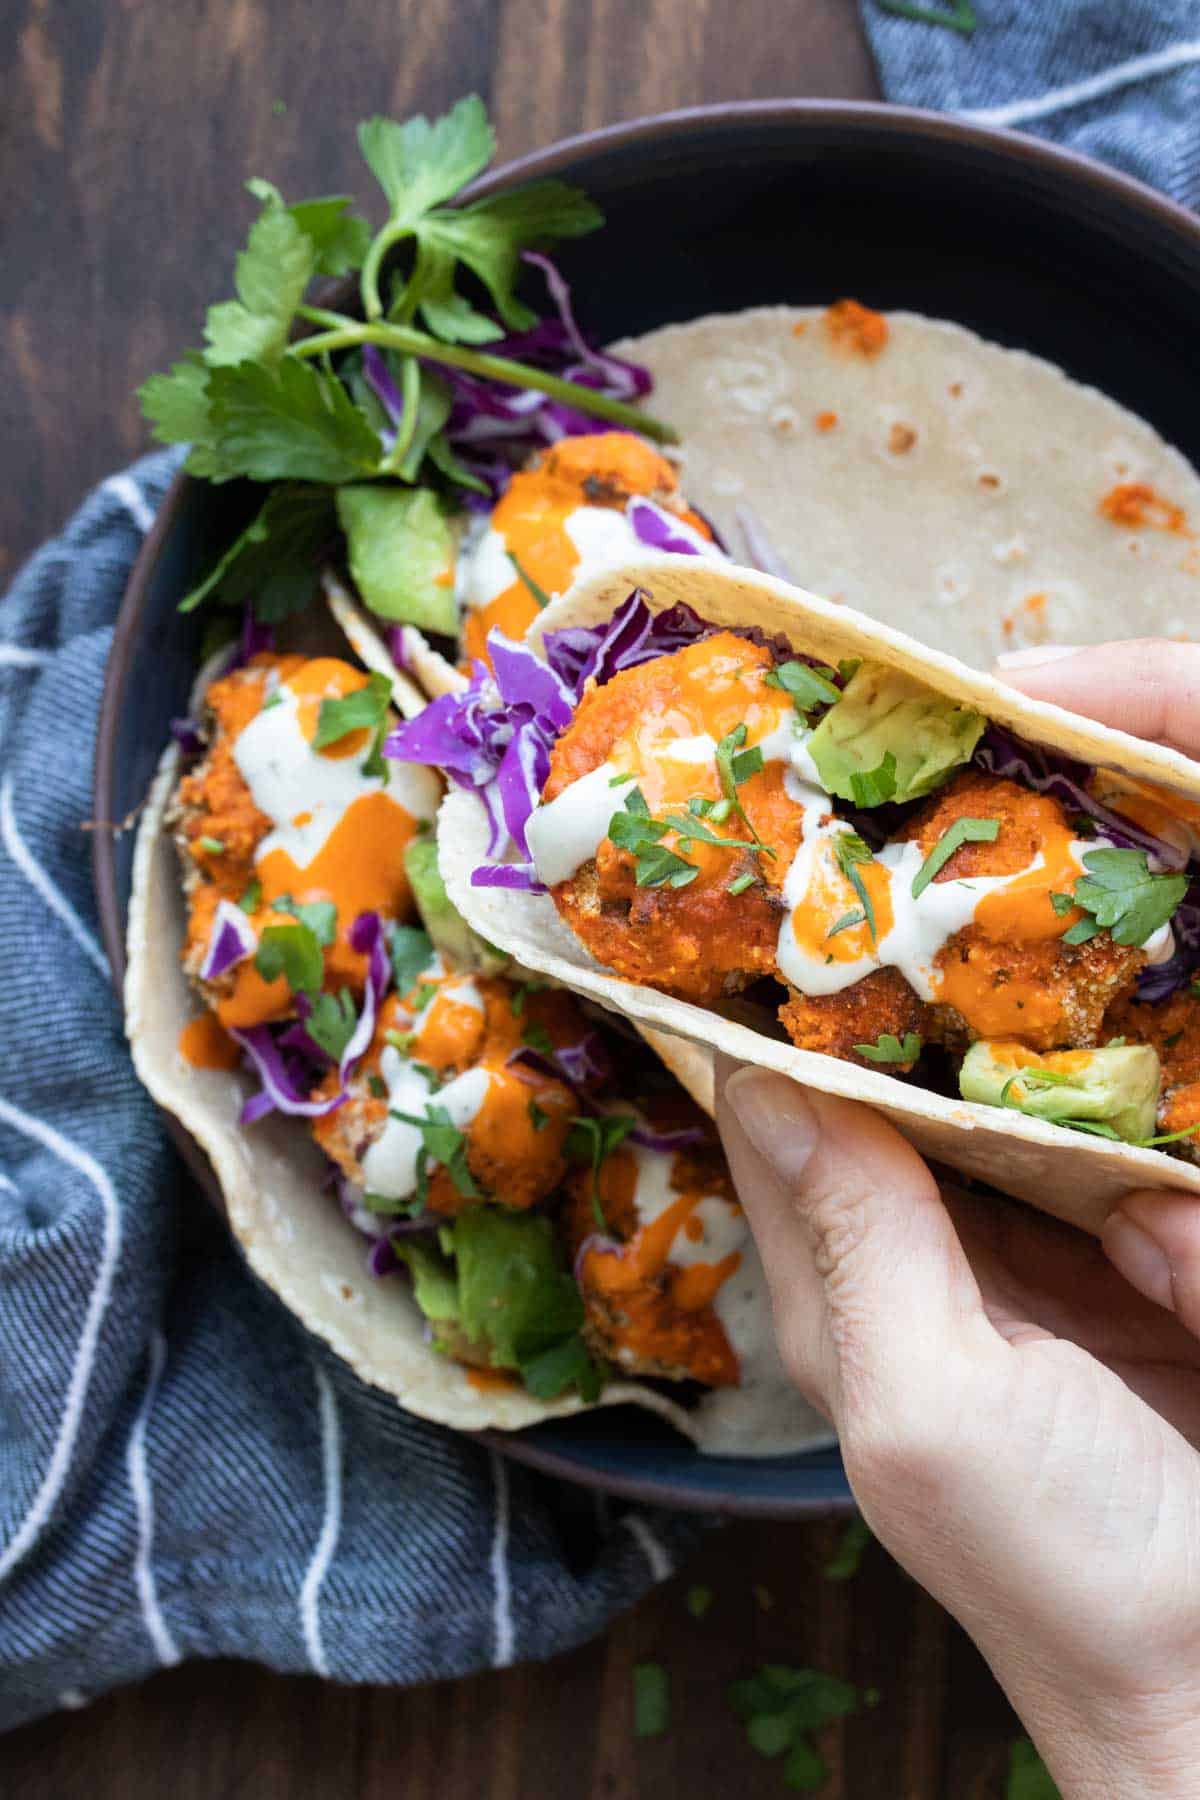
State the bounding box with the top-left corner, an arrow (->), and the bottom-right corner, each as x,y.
1006,1737 -> 1062,1800
307,988 -> 359,1062
254,920 -> 324,994
633,1663 -> 670,1740
824,1517 -> 872,1581
998,1068 -> 1072,1109
269,894 -> 338,946
763,660 -> 841,718
853,1032 -> 922,1065
384,1028 -> 418,1054
197,835 -> 226,854
360,723 -> 388,780
387,923 -> 434,994
728,1665 -> 860,1791
608,801 -> 699,890
412,981 -> 441,1012
238,878 -> 262,914
833,832 -> 879,942
849,752 -> 897,809
528,1099 -> 550,1132
566,1113 -> 639,1229
391,1103 -> 481,1198
505,549 -> 553,612
715,723 -> 768,847
141,97 -> 675,616
686,1585 -> 713,1620
1063,849 -> 1188,948
521,1021 -> 556,1058
368,1073 -> 387,1099
911,817 -> 1000,899
312,671 -> 392,751
827,908 -> 866,939
608,771 -> 637,788
728,872 -> 757,897
877,0 -> 976,36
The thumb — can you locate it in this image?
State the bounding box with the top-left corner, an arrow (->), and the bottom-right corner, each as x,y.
994,639 -> 1200,759
1102,1189 -> 1200,1338
716,1056 -> 984,1428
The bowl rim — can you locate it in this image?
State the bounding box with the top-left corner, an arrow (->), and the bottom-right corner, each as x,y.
92,94 -> 1200,1518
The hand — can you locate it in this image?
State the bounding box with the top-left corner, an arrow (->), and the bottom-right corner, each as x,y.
716,1057 -> 1200,1800
997,640 -> 1200,1328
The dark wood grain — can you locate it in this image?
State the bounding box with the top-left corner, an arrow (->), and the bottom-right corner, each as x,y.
0,3 -> 1022,1795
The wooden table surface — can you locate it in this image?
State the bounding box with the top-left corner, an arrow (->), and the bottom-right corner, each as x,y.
2,2 -> 1024,1793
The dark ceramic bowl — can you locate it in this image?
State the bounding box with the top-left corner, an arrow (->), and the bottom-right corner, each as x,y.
94,100 -> 1200,1517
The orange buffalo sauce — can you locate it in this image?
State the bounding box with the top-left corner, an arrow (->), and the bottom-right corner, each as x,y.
823,299 -> 889,359
1099,481 -> 1189,536
465,1366 -> 519,1393
462,434 -> 706,665
177,1012 -> 241,1070
984,1042 -> 1096,1077
578,1148 -> 741,1388
783,838 -> 896,970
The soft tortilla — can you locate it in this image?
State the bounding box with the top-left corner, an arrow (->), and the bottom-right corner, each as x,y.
439,557 -> 1200,1238
125,630 -> 829,1451
613,306 -> 1200,665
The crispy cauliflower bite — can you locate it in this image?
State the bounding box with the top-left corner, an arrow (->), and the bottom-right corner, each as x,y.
1106,990 -> 1200,1162
780,968 -> 929,1068
561,1102 -> 741,1387
901,772 -> 1144,1052
541,633 -> 808,1005
312,979 -> 580,1216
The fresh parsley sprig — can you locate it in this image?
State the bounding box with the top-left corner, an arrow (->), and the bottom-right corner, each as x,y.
392,1103 -> 482,1199
1061,848 -> 1188,948
311,670 -> 392,751
854,1032 -> 922,1064
910,817 -> 1000,899
566,1113 -> 639,1229
763,660 -> 841,719
834,831 -> 879,942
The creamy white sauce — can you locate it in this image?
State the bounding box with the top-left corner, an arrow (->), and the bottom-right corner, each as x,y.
436,976 -> 485,1015
1143,923 -> 1176,965
527,760 -> 624,886
233,676 -> 440,870
361,1049 -> 490,1201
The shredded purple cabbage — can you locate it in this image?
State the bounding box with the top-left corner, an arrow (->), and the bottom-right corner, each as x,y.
387,624 -> 411,670
170,717 -> 204,757
734,503 -> 795,581
507,1027 -> 613,1094
230,608 -> 276,670
199,899 -> 256,982
627,498 -> 706,557
629,1124 -> 707,1153
362,345 -> 405,454
231,1025 -> 345,1121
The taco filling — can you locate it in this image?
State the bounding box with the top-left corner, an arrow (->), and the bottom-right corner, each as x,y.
399,590 -> 1200,1162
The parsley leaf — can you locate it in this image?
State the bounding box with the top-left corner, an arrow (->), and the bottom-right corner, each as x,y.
834,832 -> 879,941
910,817 -> 1000,899
827,908 -> 866,939
382,927 -> 430,999
715,723 -> 768,847
312,670 -> 392,750
633,1663 -> 670,1740
239,879 -> 262,914
176,483 -> 335,618
728,1665 -> 859,1791
849,751 -> 898,809
854,1032 -> 923,1064
728,871 -> 757,896
246,180 -> 372,277
528,1099 -> 550,1132
824,1517 -> 872,1581
273,895 -> 338,945
255,920 -> 324,995
203,194 -> 315,369
505,549 -> 553,611
1006,1737 -> 1062,1800
139,352 -> 224,480
609,798 -> 699,889
391,1103 -> 481,1197
1067,848 -> 1188,949
307,988 -> 359,1062
566,1113 -> 639,1229
205,357 -> 383,485
764,660 -> 841,717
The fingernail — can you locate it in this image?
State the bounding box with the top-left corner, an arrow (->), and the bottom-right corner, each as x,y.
724,1068 -> 820,1185
1102,1213 -> 1176,1313
994,644 -> 1083,670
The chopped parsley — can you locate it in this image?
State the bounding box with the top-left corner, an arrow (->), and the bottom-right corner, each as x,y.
827,908 -> 866,939
269,894 -> 338,945
385,1028 -> 418,1054
764,659 -> 841,718
608,770 -> 637,787
608,798 -> 699,890
391,1103 -> 481,1199
854,1031 -> 922,1064
528,1099 -> 550,1132
505,548 -> 553,611
307,988 -> 359,1061
911,817 -> 1000,899
1063,848 -> 1188,948
728,871 -> 757,897
311,670 -> 392,751
521,1021 -> 556,1058
848,752 -> 897,809
715,723 -> 768,847
367,1073 -> 387,1099
254,919 -> 324,995
238,878 -> 262,913
360,723 -> 388,780
607,762 -> 778,893
633,1663 -> 670,1740
834,832 -> 878,941
566,1112 -> 639,1229
197,835 -> 226,854
728,1665 -> 860,1791
824,1516 -> 872,1581
686,1584 -> 714,1620
387,923 -> 435,994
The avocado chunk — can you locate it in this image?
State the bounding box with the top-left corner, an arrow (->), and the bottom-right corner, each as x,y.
335,484 -> 458,635
959,1040 -> 1161,1143
404,837 -> 507,976
396,1238 -> 461,1323
453,1209 -> 586,1371
807,661 -> 986,804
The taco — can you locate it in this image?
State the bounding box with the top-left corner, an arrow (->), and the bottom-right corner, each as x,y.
407,562 -> 1200,1237
125,617 -> 828,1455
349,303 -> 1200,689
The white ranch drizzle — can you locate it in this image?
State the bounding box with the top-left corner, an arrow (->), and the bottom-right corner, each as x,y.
232,672 -> 440,870
360,1049 -> 490,1202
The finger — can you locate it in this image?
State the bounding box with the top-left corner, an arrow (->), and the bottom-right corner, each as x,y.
993,640 -> 1200,758
1102,1189 -> 1200,1337
716,1058 -> 986,1429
